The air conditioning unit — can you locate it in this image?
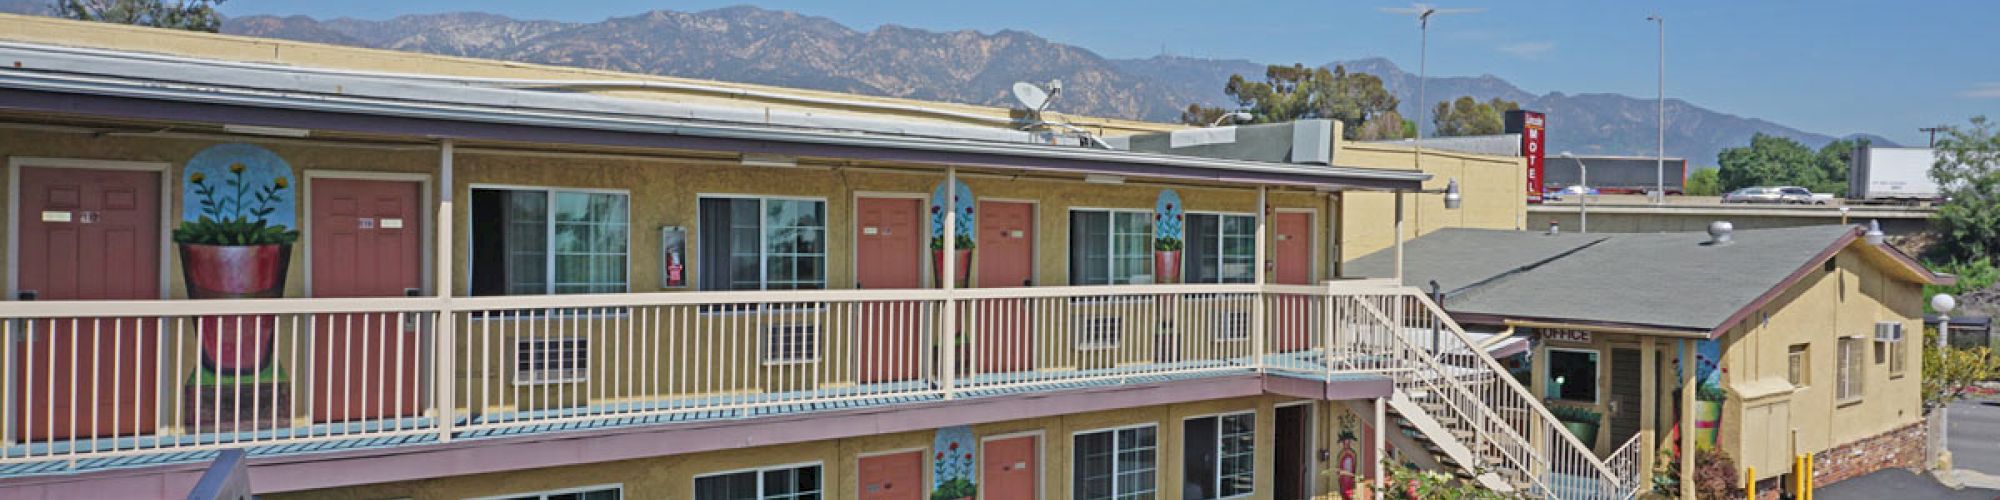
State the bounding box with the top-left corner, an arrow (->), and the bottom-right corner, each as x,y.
1874,321 -> 1905,342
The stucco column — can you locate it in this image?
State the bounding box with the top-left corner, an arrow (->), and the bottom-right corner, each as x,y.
1680,339 -> 1695,500
941,167 -> 958,399
1640,337 -> 1657,479
1392,192 -> 1405,282
1253,186 -> 1267,372
1374,396 -> 1387,500
435,140 -> 456,442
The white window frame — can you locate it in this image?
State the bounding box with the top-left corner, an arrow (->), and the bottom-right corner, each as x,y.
1545,347 -> 1601,404
1071,423 -> 1159,500
692,461 -> 825,500
468,483 -> 623,500
1787,343 -> 1809,388
1182,410 -> 1257,500
1838,336 -> 1865,403
468,184 -> 632,296
1183,211 -> 1258,285
697,194 -> 830,292
1068,208 -> 1154,286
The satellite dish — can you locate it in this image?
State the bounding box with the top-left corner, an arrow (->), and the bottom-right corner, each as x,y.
1011,81 -> 1049,110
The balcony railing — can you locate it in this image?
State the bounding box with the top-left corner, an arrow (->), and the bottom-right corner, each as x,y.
0,282 -> 1637,498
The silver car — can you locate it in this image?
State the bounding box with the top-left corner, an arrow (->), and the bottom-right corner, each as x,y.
1722,187 -> 1786,204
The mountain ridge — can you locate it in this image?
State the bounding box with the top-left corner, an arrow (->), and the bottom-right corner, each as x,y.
0,3 -> 1896,164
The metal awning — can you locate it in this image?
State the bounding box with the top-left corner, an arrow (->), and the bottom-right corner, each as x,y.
0,42 -> 1428,191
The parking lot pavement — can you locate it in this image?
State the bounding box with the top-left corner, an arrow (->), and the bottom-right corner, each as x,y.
1952,399 -> 2000,476
1817,468 -> 2000,500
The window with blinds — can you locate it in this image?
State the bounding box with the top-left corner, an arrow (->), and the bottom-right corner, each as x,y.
1837,337 -> 1864,402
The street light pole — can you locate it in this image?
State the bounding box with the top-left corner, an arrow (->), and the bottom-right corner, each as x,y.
1648,14 -> 1666,204
1563,152 -> 1589,233
1932,293 -> 1959,468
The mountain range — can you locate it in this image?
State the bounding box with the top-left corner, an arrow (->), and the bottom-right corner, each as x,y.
2,4 -> 1896,165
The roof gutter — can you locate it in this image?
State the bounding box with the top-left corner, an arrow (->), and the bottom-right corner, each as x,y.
1499,318 -> 1711,339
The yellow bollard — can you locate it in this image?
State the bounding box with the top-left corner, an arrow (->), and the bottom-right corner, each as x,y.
1803,453 -> 1814,500
1746,466 -> 1756,499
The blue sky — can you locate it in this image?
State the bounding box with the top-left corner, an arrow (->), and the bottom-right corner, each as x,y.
221,1 -> 2000,146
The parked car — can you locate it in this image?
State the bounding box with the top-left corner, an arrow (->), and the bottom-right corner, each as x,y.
1775,186 -> 1835,205
1543,185 -> 1599,201
1722,187 -> 1785,204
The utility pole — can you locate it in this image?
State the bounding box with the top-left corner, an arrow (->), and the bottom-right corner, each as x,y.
1648,14 -> 1666,204
1921,126 -> 1946,147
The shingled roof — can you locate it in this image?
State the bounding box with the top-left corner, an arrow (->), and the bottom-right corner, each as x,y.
1349,225 -> 1952,337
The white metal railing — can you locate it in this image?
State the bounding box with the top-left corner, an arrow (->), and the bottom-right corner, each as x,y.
0,282 -> 1638,500
1338,291 -> 1640,499
1604,433 -> 1645,500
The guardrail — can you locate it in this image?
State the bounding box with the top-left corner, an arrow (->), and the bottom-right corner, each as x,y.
0,282 -> 1635,500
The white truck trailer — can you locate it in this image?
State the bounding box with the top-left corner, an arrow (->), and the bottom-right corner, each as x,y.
1849,145 -> 1941,204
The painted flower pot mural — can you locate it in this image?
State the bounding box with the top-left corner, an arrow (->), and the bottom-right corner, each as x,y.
931,426 -> 978,500
930,180 -> 976,288
1153,190 -> 1184,284
174,145 -> 299,375
1693,384 -> 1726,450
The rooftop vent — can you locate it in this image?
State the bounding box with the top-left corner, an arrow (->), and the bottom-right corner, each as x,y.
1547,220 -> 1560,236
1706,221 -> 1734,246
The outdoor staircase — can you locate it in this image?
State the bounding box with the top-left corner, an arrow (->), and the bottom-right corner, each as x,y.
1326,290 -> 1643,500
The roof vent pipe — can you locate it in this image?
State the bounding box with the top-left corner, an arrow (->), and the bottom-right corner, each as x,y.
1865,220 -> 1886,245
1707,221 -> 1734,245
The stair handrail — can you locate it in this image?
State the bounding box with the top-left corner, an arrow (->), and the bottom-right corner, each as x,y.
1399,288 -> 1633,491
1340,292 -> 1555,491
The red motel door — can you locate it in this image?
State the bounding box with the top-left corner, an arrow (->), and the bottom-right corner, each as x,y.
1272,212 -> 1313,351
15,166 -> 162,441
309,178 -> 424,423
859,450 -> 925,500
982,435 -> 1039,499
974,201 -> 1034,374
856,197 -> 922,383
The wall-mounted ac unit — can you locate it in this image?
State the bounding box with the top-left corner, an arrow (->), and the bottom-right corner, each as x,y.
1874,321 -> 1904,342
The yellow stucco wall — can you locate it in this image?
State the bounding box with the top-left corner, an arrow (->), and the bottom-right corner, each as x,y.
1333,141 -> 1528,270
267,396 -> 1363,500
1715,243 -> 1925,478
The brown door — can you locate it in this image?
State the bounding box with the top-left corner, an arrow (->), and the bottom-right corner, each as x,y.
15,166 -> 162,441
1274,212 -> 1312,285
1275,405 -> 1312,499
1272,212 -> 1313,352
974,201 -> 1034,374
859,450 -> 925,500
856,197 -> 922,383
310,178 -> 424,423
983,435 -> 1039,500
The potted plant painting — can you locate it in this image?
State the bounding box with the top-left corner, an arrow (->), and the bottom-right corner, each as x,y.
1153,213 -> 1183,284
1693,383 -> 1727,449
1550,405 -> 1602,449
174,146 -> 299,375
931,441 -> 977,500
1152,190 -> 1184,284
930,232 -> 975,288
929,179 -> 976,288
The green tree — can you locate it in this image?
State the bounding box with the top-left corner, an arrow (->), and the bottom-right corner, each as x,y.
1924,328 -> 2000,412
1714,133 -> 1864,194
1684,167 -> 1723,196
1181,64 -> 1402,140
1431,96 -> 1520,137
1930,116 -> 2000,266
52,0 -> 227,32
